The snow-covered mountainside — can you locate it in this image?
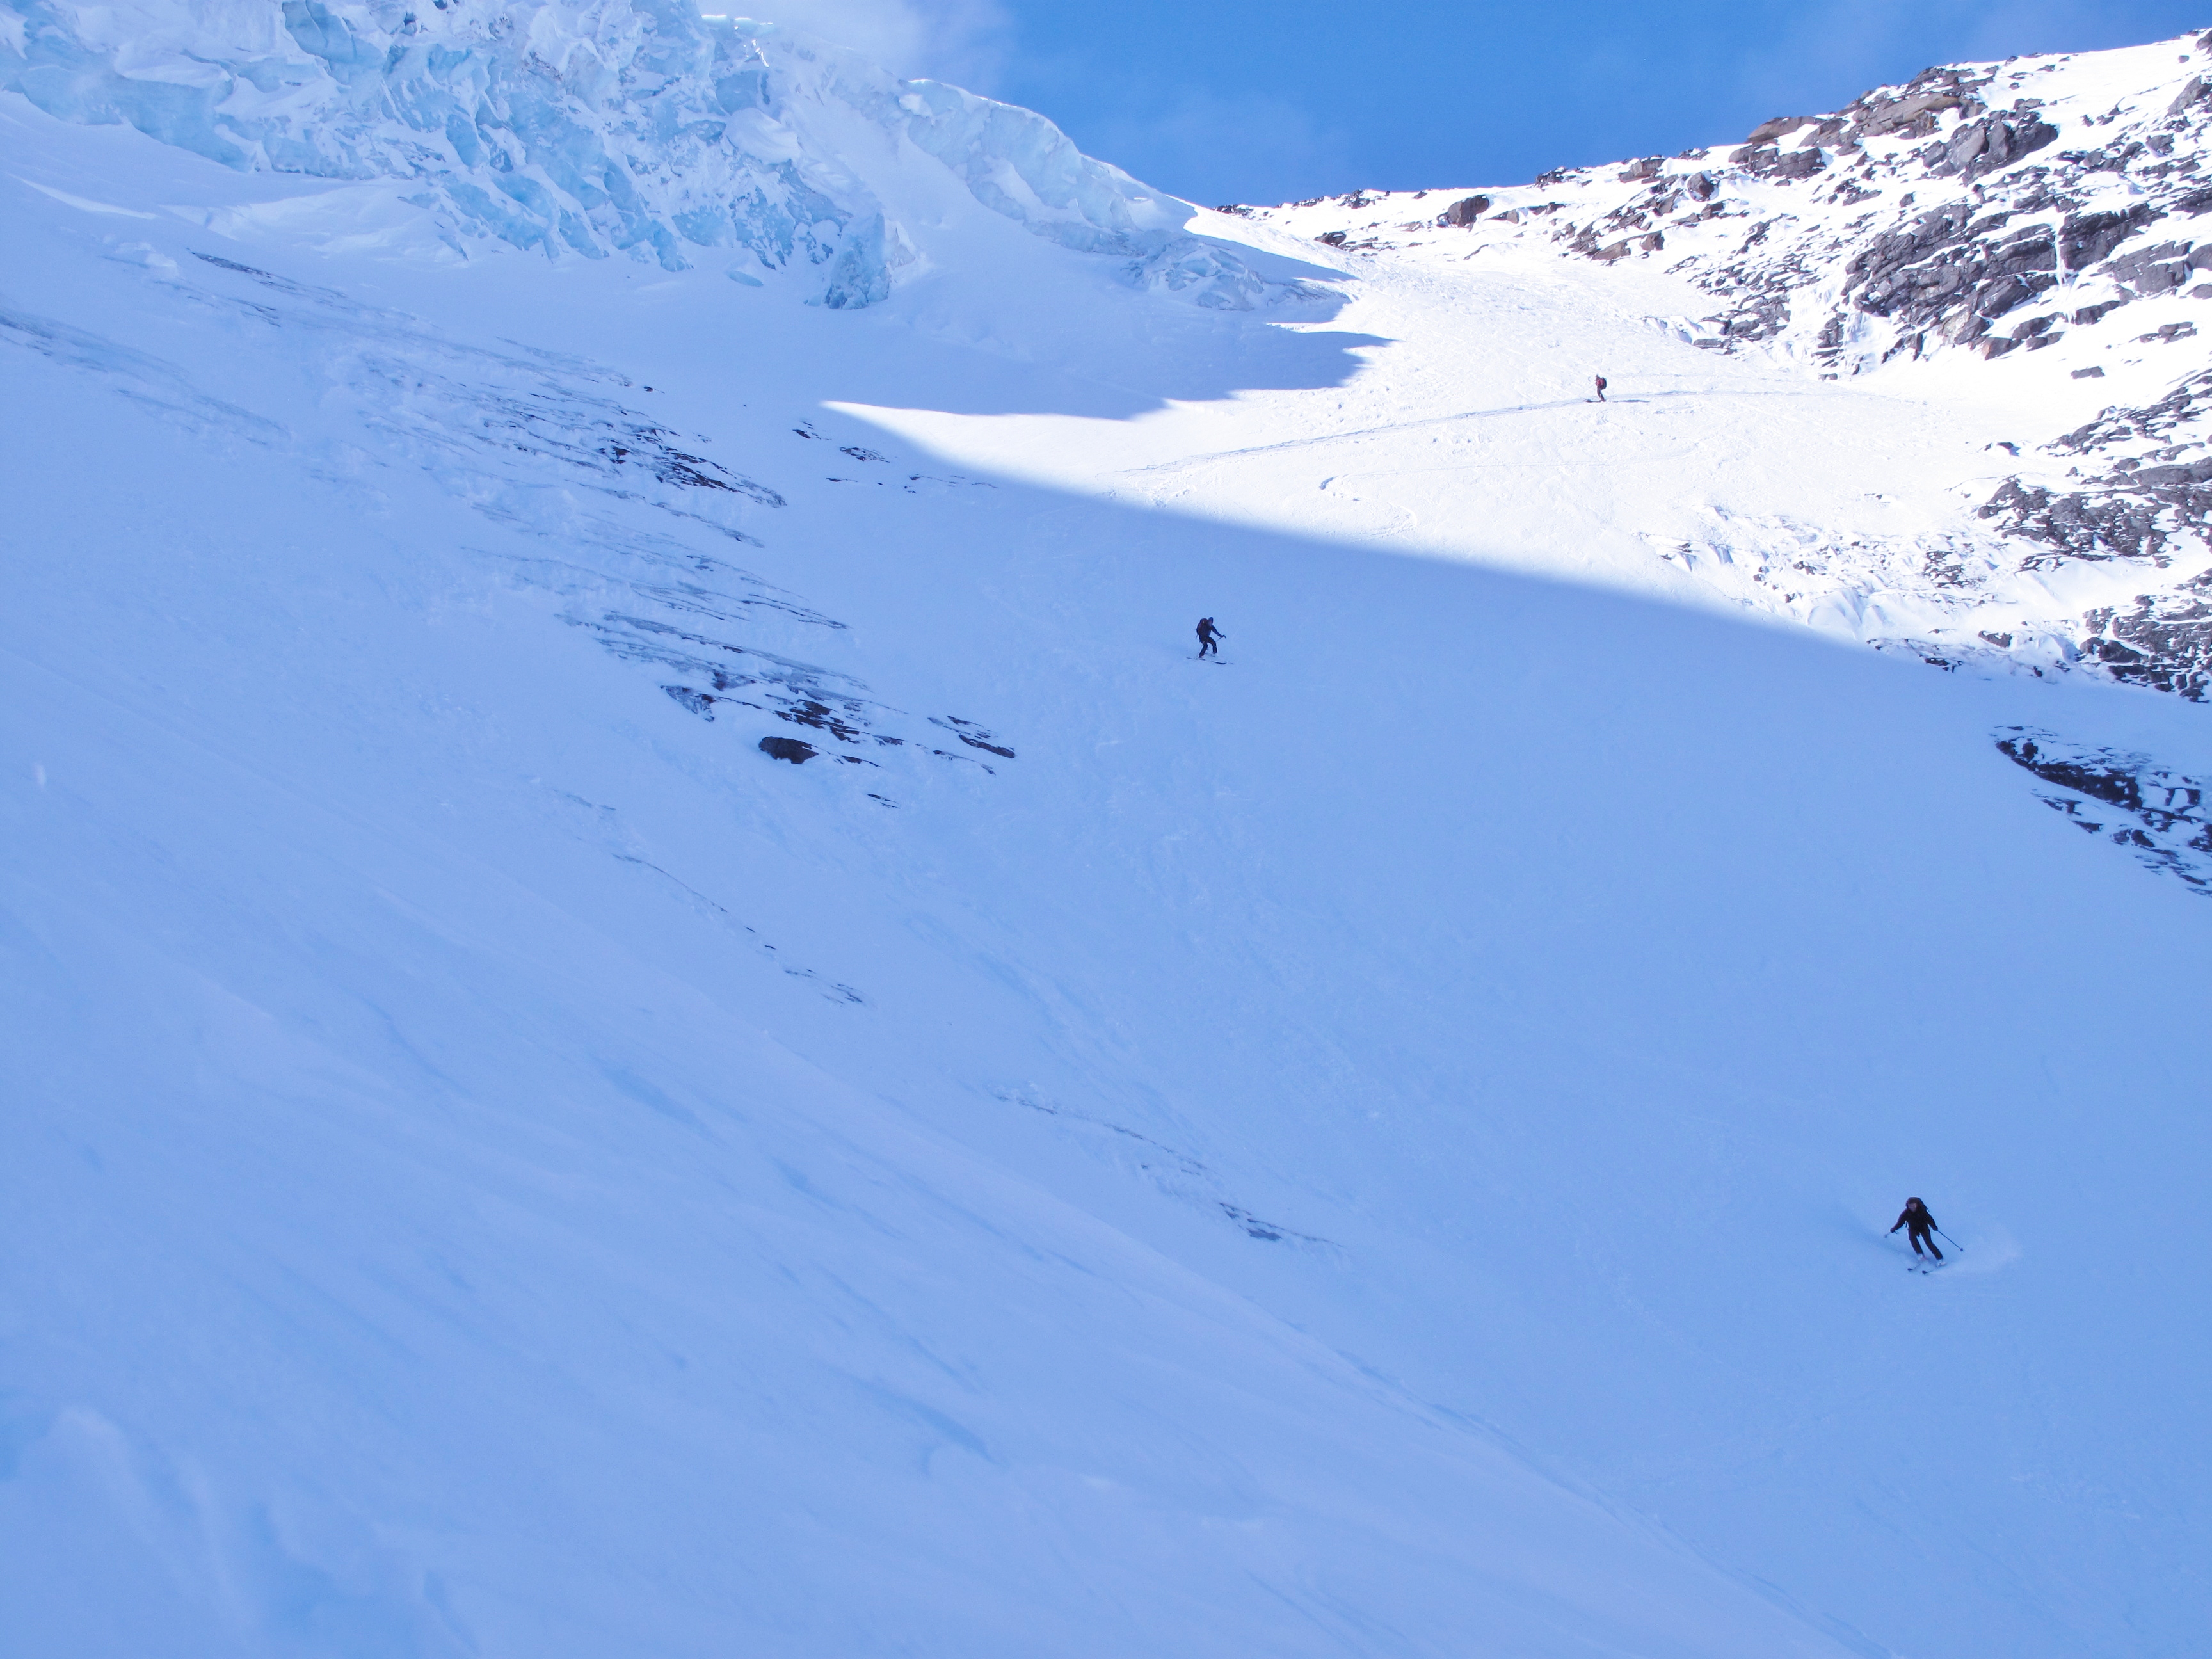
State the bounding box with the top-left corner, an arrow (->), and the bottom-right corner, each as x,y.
1238,35 -> 2212,701
4,6 -> 2210,1658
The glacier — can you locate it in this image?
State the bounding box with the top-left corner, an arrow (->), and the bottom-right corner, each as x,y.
1,0 -> 1312,308
3,4 -> 2210,1657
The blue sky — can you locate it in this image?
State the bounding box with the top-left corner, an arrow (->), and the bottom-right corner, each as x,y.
758,1 -> 2211,204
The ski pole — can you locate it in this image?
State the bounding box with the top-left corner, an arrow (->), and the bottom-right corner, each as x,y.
1936,1229 -> 1965,1254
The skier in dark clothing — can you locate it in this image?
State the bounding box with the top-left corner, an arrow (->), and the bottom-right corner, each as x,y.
1196,616 -> 1224,659
1592,374 -> 1608,402
1889,1197 -> 1943,1260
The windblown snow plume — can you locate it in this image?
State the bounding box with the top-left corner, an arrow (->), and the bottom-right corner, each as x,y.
0,0 -> 1310,309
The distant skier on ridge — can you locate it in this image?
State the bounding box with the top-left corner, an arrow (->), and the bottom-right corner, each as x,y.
1889,1196 -> 1943,1262
1592,374 -> 1607,403
1196,616 -> 1225,659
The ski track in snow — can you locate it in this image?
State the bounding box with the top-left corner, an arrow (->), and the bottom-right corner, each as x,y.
4,9 -> 2212,1659
1110,387 -> 1832,476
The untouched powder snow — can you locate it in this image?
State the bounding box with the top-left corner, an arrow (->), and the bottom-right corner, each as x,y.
4,6 -> 2211,1656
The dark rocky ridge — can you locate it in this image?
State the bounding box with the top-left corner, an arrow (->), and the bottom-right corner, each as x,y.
1997,726 -> 2212,890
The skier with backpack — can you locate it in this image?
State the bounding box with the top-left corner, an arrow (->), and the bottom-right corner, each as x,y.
1196,616 -> 1225,659
1592,374 -> 1608,402
1889,1196 -> 1943,1262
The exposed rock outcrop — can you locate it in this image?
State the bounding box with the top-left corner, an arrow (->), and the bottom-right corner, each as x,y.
1241,33 -> 2212,705
1998,727 -> 2212,886
2080,579 -> 2212,698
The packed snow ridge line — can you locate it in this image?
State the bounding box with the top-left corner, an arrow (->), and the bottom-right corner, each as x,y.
1237,31 -> 2212,700
0,0 -> 1322,311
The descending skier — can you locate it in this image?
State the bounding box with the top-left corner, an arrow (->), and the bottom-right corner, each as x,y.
1196,616 -> 1225,659
1888,1196 -> 1943,1261
1592,374 -> 1608,402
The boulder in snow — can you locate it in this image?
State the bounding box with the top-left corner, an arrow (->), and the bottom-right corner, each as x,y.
1744,116 -> 1811,145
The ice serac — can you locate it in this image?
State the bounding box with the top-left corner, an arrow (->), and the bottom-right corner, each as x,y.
0,0 -> 1302,309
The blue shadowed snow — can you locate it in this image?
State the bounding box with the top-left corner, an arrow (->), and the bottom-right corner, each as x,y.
3,12 -> 2211,1658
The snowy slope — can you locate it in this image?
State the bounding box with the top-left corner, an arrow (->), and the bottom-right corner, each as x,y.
4,7 -> 2212,1658
1197,35 -> 2212,703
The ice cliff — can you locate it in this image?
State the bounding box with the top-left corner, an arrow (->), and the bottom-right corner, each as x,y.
0,0 -> 1302,309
